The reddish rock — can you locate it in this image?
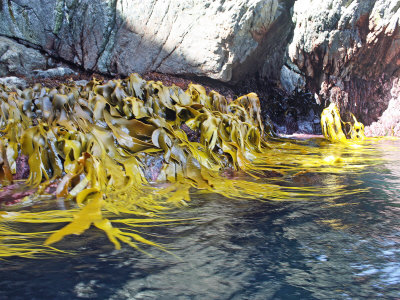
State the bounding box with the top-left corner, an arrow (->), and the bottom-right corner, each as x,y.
14,155 -> 30,180
365,78 -> 400,136
180,123 -> 201,143
287,1 -> 400,129
0,183 -> 36,205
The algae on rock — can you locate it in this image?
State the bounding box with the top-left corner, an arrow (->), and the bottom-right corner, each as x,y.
0,74 -> 375,258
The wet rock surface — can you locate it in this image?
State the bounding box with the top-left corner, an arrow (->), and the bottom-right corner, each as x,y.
0,183 -> 35,206
286,0 -> 400,126
0,76 -> 27,89
180,124 -> 201,143
0,0 -> 294,83
14,155 -> 30,181
365,78 -> 400,136
137,153 -> 165,183
0,154 -> 32,205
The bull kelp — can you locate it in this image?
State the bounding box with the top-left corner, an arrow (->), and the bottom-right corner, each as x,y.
0,74 -> 380,258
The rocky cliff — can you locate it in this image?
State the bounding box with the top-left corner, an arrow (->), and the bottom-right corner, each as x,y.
0,0 -> 399,135
0,0 -> 294,82
286,0 -> 400,129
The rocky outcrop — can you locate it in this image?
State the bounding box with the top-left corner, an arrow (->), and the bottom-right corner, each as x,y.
1,0 -> 399,135
285,0 -> 400,125
0,0 -> 294,82
365,78 -> 400,136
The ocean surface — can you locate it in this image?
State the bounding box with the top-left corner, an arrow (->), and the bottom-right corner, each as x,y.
1,138 -> 399,299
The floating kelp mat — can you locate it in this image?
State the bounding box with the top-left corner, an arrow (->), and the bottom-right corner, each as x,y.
0,74 -> 393,258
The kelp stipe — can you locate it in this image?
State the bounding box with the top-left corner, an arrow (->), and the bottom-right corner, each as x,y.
0,75 -> 376,258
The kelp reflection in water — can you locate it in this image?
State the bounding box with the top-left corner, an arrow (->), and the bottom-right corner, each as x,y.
0,74 -> 390,257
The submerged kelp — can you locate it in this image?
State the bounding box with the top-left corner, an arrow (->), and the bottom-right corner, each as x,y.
0,74 -> 380,258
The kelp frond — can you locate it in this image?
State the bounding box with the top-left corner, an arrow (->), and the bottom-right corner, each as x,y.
321,103 -> 365,142
0,75 -> 375,257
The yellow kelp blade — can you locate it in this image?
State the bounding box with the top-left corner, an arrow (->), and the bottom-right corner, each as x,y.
0,75 -> 383,258
0,222 -> 71,258
348,113 -> 365,140
321,103 -> 347,142
44,191 -> 104,246
0,189 -> 194,257
321,103 -> 365,142
44,189 -> 179,253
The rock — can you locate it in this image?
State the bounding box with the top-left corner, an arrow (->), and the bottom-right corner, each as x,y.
0,0 -> 294,83
14,155 -> 30,180
180,124 -> 200,143
287,0 -> 400,125
1,0 -> 399,136
74,80 -> 90,86
284,107 -> 299,134
0,183 -> 36,206
0,76 -> 27,89
365,78 -> 400,136
255,81 -> 322,135
0,36 -> 47,77
137,153 -> 165,182
280,64 -> 305,93
32,67 -> 77,78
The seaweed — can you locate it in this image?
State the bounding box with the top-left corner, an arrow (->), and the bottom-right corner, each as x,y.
321,103 -> 365,142
0,74 -> 375,258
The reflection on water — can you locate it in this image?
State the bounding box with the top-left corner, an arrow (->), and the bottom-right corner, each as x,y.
1,139 -> 400,299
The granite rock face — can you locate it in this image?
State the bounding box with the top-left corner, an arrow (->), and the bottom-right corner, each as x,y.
0,0 -> 294,82
1,0 -> 399,133
286,0 -> 400,125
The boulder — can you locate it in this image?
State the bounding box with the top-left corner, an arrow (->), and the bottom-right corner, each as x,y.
32,67 -> 77,78
280,64 -> 305,93
0,76 -> 27,89
0,36 -> 47,77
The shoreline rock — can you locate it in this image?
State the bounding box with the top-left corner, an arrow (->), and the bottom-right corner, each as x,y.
0,76 -> 27,89
286,0 -> 400,125
0,0 -> 399,136
0,0 -> 294,83
365,78 -> 400,136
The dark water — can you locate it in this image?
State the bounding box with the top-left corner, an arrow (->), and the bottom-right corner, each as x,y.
1,139 -> 400,299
